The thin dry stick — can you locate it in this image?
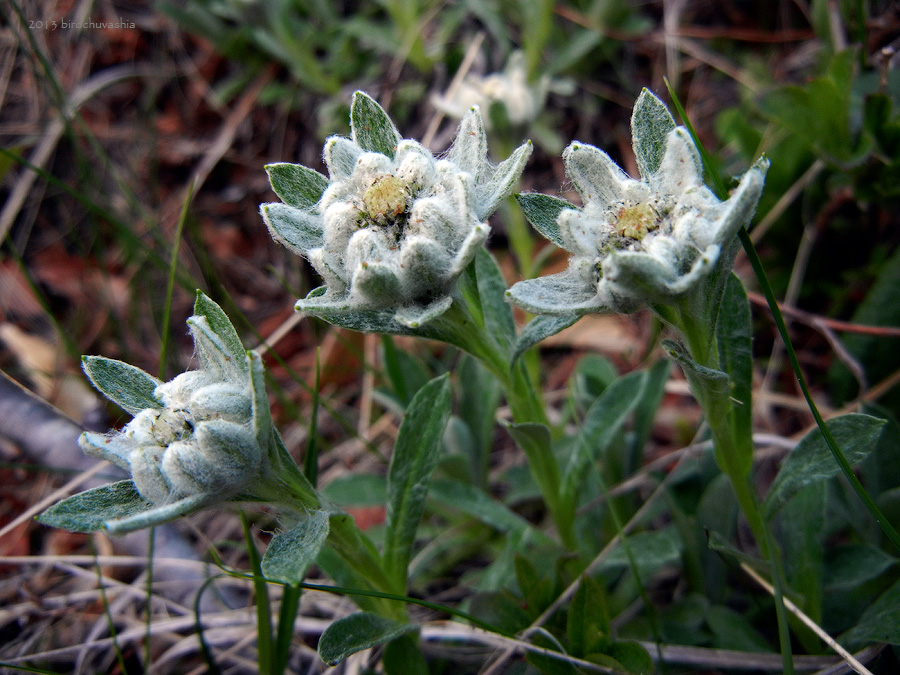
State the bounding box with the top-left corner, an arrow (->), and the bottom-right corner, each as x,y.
253,311 -> 306,355
741,563 -> 874,675
758,215 -> 820,424
747,292 -> 900,338
0,33 -> 16,113
51,562 -> 191,616
421,621 -> 866,673
663,0 -> 688,88
421,31 -> 486,149
813,320 -> 868,392
426,623 -> 630,674
0,461 -> 107,540
850,365 -> 900,410
164,62 -> 276,225
637,640 -> 881,673
0,610 -> 260,666
656,34 -> 760,92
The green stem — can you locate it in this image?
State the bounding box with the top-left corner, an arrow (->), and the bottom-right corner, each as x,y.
264,436 -> 405,621
432,296 -> 549,427
672,304 -> 795,675
326,513 -> 409,621
242,513 -> 273,675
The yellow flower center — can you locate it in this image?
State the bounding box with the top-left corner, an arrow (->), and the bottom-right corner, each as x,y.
362,175 -> 408,224
614,203 -> 659,240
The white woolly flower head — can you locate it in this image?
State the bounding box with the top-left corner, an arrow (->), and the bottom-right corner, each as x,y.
71,293 -> 276,533
261,91 -> 532,328
432,51 -> 547,127
507,89 -> 768,316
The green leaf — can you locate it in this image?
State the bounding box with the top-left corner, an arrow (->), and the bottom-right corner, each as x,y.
716,274 -> 753,452
249,352 -> 276,452
825,544 -> 898,589
603,641 -> 654,675
757,49 -> 871,166
628,358 -> 670,472
598,529 -> 681,582
514,555 -> 542,599
350,91 -> 402,158
264,162 -> 329,209
383,633 -> 428,675
706,605 -> 772,652
383,374 -> 452,589
318,612 -> 418,665
474,247 -> 516,349
764,414 -> 887,518
515,193 -> 573,249
467,590 -> 530,634
261,510 -> 330,584
841,577 -> 900,648
561,371 -> 646,502
572,354 -> 619,405
394,296 -> 453,328
37,481 -> 152,533
504,423 -> 565,538
567,575 -> 610,657
428,479 -> 550,543
314,547 -> 383,615
831,244 -> 900,405
512,314 -> 579,364
82,356 -> 162,416
456,355 -> 502,487
526,631 -> 577,675
631,88 -> 677,180
193,291 -> 248,373
381,335 -> 430,406
780,483 -> 825,626
314,305 -> 419,336
261,203 -> 325,255
322,473 -> 387,507
707,531 -> 768,570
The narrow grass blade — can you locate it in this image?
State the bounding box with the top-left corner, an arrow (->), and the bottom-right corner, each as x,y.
159,182 -> 193,380
273,583 -> 302,675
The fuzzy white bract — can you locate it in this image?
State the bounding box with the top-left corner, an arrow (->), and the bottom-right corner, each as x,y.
261,92 -> 531,328
79,315 -> 263,515
507,90 -> 768,315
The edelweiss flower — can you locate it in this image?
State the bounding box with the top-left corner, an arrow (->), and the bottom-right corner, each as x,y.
507,89 -> 768,315
45,293 -> 282,534
261,91 -> 531,328
432,51 -> 547,127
